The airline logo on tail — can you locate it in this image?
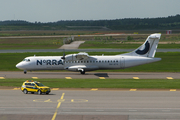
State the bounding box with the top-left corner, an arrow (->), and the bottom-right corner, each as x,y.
135,41 -> 150,55
121,33 -> 161,57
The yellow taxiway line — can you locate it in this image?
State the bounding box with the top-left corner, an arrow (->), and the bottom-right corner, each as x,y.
91,88 -> 98,91
167,77 -> 173,79
51,93 -> 65,120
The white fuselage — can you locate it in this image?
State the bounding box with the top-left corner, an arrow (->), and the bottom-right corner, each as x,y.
16,33 -> 162,74
16,55 -> 161,72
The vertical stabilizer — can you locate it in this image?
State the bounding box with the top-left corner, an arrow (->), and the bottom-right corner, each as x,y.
120,33 -> 161,58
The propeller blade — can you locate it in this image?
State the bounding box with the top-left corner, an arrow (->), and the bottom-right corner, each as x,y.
61,49 -> 65,60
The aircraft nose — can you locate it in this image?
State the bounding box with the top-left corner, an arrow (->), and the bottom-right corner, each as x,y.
16,63 -> 20,68
16,62 -> 24,69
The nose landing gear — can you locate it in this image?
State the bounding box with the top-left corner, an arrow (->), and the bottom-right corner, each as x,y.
24,70 -> 27,74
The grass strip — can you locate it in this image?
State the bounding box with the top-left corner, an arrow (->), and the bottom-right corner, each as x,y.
1,78 -> 180,89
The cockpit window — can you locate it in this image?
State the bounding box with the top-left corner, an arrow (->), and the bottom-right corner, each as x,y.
23,59 -> 30,62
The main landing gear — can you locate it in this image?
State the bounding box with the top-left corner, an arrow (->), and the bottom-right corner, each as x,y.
78,68 -> 85,74
80,70 -> 85,74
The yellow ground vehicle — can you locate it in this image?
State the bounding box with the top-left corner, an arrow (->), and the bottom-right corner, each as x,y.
21,80 -> 51,95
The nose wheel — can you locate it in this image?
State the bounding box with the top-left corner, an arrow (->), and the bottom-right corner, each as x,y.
24,70 -> 27,74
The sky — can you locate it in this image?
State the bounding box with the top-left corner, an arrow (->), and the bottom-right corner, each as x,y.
0,0 -> 179,23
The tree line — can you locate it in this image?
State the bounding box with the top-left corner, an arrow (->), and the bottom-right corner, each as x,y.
0,14 -> 180,30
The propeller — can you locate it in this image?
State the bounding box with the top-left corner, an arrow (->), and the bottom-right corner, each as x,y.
61,49 -> 66,65
61,49 -> 65,59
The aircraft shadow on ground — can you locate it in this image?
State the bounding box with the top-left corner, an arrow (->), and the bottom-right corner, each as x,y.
29,93 -> 56,95
94,73 -> 109,78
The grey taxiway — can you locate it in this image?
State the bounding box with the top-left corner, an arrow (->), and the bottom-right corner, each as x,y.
0,90 -> 180,120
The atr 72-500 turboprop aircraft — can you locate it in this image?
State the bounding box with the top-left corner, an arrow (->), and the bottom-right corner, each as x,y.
16,33 -> 161,74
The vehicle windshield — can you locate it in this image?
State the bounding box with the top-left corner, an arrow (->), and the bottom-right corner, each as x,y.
35,83 -> 45,86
